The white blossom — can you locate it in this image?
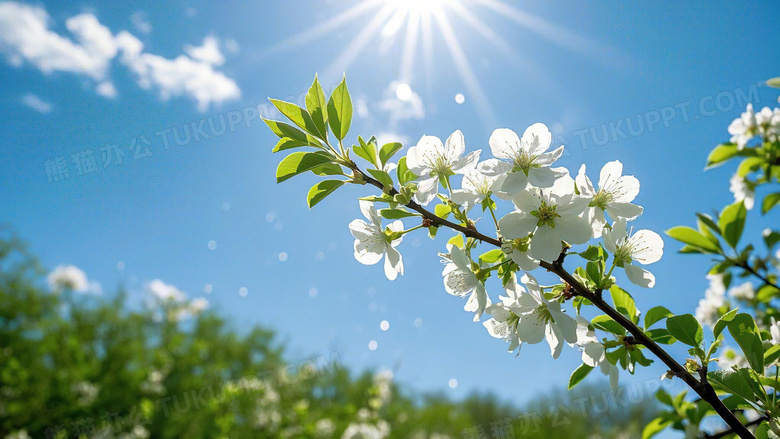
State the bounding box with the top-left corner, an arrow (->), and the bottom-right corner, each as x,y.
728,104 -> 758,150
576,161 -> 643,238
486,273 -> 576,358
406,130 -> 480,206
574,316 -> 619,389
729,174 -> 755,210
771,318 -> 780,346
718,347 -> 749,370
694,274 -> 727,328
349,200 -> 404,281
728,282 -> 755,301
441,245 -> 490,321
451,166 -> 499,212
483,280 -> 524,353
479,123 -> 567,194
499,174 -> 591,262
602,219 -> 664,288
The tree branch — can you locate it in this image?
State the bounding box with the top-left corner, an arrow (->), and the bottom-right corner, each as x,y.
353,165 -> 754,439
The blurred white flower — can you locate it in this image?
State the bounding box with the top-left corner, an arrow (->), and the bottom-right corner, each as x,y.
189,297 -> 210,313
342,420 -> 390,439
47,265 -> 89,293
728,282 -> 755,301
729,174 -> 755,210
315,419 -> 336,438
147,279 -> 186,302
695,274 -> 727,328
718,347 -> 749,370
728,103 -> 757,150
72,381 -> 99,406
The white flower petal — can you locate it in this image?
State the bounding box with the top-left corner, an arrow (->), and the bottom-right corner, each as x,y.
605,202 -> 644,221
536,145 -> 565,166
598,160 -> 623,189
624,263 -> 655,288
489,128 -> 521,160
576,164 -> 596,196
516,314 -> 546,344
529,226 -> 562,262
527,166 -> 562,188
499,211 -> 537,240
629,230 -> 664,265
445,130 -> 466,160
557,215 -> 594,245
521,123 -> 552,156
613,175 -> 640,203
547,323 -> 564,359
384,244 -> 403,280
414,176 -> 439,206
500,171 -> 528,194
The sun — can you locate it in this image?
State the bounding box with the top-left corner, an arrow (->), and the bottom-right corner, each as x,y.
261,0 -> 614,126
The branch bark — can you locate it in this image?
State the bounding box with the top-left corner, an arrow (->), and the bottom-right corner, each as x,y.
354,166 -> 754,439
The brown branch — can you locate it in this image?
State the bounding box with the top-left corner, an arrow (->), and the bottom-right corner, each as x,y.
353,165 -> 754,439
704,416 -> 768,439
736,261 -> 779,292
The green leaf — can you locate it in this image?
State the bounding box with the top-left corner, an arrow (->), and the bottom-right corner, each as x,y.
764,344 -> 780,364
727,313 -> 764,372
272,137 -> 308,153
645,328 -> 675,344
479,249 -> 504,265
641,417 -> 671,439
269,99 -> 323,139
696,213 -> 722,237
707,369 -> 759,405
756,421 -> 771,439
666,226 -> 721,254
276,152 -> 333,183
591,315 -> 625,335
666,314 -> 703,347
435,203 -> 452,220
767,76 -> 780,88
610,286 -> 638,323
327,76 -> 353,141
757,284 -> 780,302
311,163 -> 343,176
353,136 -> 378,167
655,389 -> 674,406
307,180 -> 344,208
366,169 -> 394,190
644,306 -> 673,329
585,261 -> 602,286
396,157 -> 410,185
448,234 -> 464,249
705,143 -> 739,169
264,119 -> 322,147
378,142 -> 403,167
764,230 -> 780,249
713,308 -> 738,339
568,364 -> 593,389
578,245 -> 605,261
737,157 -> 763,177
380,209 -> 417,219
719,201 -> 747,249
762,193 -> 780,215
305,75 -> 329,139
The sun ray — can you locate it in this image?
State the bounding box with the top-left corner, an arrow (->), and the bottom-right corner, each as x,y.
324,3 -> 398,80
420,9 -> 434,92
398,9 -> 421,83
474,0 -> 629,69
446,1 -> 558,93
431,6 -> 496,127
258,0 -> 384,59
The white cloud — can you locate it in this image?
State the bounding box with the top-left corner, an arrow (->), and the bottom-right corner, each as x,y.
130,11 -> 152,35
21,93 -> 52,113
95,81 -> 117,98
184,36 -> 224,66
118,33 -> 240,111
376,131 -> 410,148
0,3 -> 116,80
0,2 -> 240,111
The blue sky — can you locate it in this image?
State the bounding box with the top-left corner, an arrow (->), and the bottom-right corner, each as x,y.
2,0 -> 780,425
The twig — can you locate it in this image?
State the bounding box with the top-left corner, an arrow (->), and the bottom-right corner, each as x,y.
354,165 -> 754,439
